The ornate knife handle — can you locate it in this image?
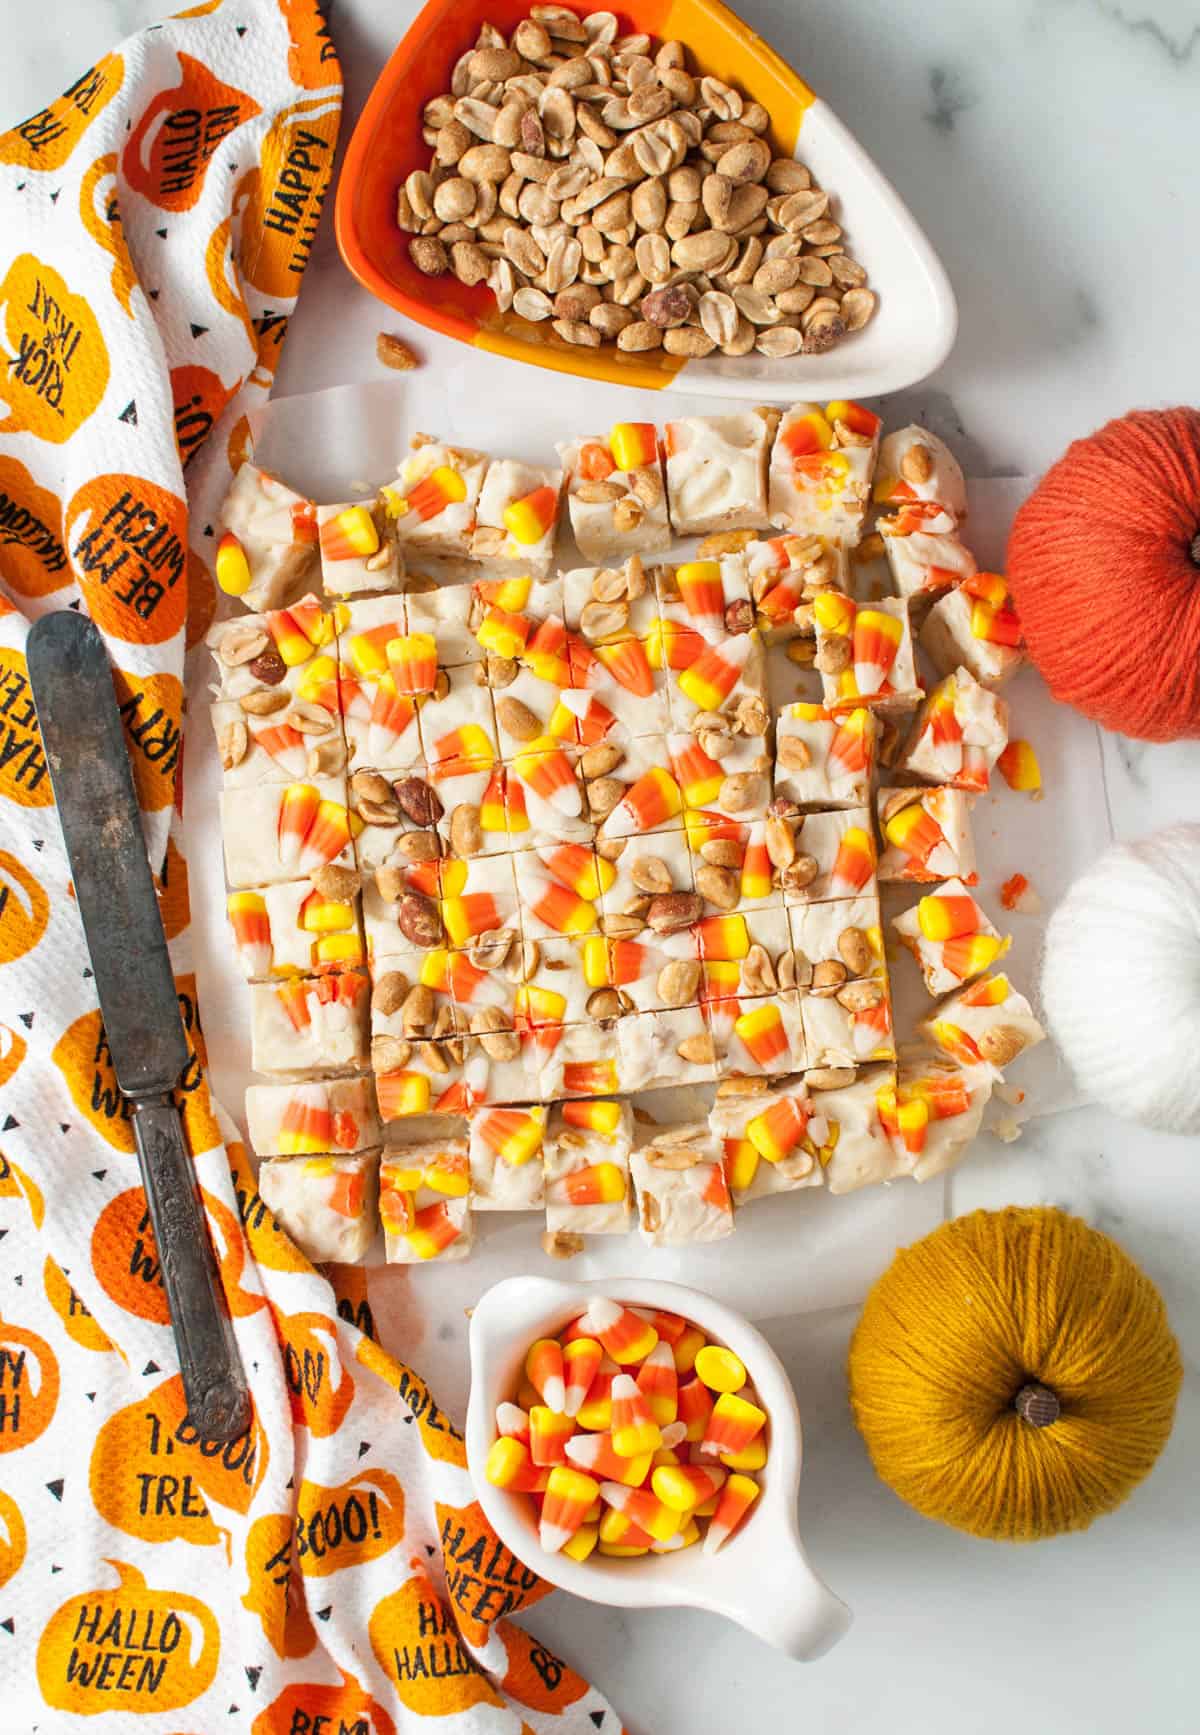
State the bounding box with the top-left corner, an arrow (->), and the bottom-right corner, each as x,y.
132,1095 -> 251,1444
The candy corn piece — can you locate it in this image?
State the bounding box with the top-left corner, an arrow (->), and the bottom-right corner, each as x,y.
997,739 -> 1041,793
228,893 -> 272,977
723,1137 -> 760,1194
700,1392 -> 766,1458
513,738 -> 582,817
702,1473 -> 760,1554
374,1071 -> 431,1119
851,608 -> 902,696
605,765 -> 682,836
942,932 -> 1008,980
586,1296 -> 659,1364
609,421 -> 657,471
526,1338 -> 566,1414
747,1096 -> 809,1163
528,876 -> 595,935
476,606 -> 530,661
503,484 -> 559,546
404,1200 -> 463,1261
546,1163 -> 626,1208
828,708 -> 874,779
884,800 -> 944,866
442,892 -> 507,947
215,530 -> 252,596
633,1307 -> 687,1346
826,399 -> 881,439
828,825 -> 876,897
274,1082 -> 336,1155
562,1525 -> 599,1562
277,783 -> 320,868
575,1357 -> 619,1433
652,1518 -> 702,1554
718,1436 -> 768,1472
733,1004 -> 788,1069
564,1432 -> 651,1486
496,1402 -> 530,1445
812,588 -> 856,638
562,1100 -> 625,1138
652,1462 -> 726,1512
594,636 -> 655,695
386,632 -> 438,695
676,631 -> 756,712
577,439 -> 616,481
562,1338 -> 604,1417
406,464 -> 467,521
427,724 -> 495,776
677,1375 -> 714,1444
636,1341 -> 678,1426
740,823 -> 772,902
297,801 -> 356,873
669,733 -> 725,808
540,1467 -> 599,1553
529,1405 -> 575,1467
319,504 -> 379,561
674,560 -> 725,634
782,407 -> 834,457
598,1483 -> 681,1543
672,1327 -> 706,1376
694,1346 -> 747,1394
609,1372 -> 662,1456
597,1507 -> 655,1551
486,1437 -> 546,1493
475,1107 -> 544,1168
645,616 -> 707,671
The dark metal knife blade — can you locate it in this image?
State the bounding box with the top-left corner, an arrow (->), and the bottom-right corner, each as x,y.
27,610 -> 250,1444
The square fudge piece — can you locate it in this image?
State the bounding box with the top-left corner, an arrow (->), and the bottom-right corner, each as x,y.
680,902 -> 792,984
893,879 -> 1010,998
399,581 -> 481,669
471,457 -> 563,572
335,596 -> 425,774
514,843 -> 608,941
921,574 -> 1025,688
221,778 -> 357,889
516,935 -> 594,1033
422,764 -> 512,860
491,664 -> 571,756
775,702 -> 876,810
708,991 -> 808,1081
206,595 -> 334,703
899,668 -> 1009,793
682,813 -> 776,913
374,1033 -> 486,1121
630,1123 -> 734,1245
781,808 -> 878,905
799,973 -> 894,1070
708,1077 -> 825,1203
259,1152 -> 379,1264
436,852 -> 520,952
469,1104 -> 547,1211
228,877 -> 363,981
543,1099 -> 633,1236
211,702 -> 315,789
250,972 -> 370,1077
593,738 -> 683,842
668,729 -> 770,823
317,501 -> 402,598
744,534 -> 849,637
218,463 -> 319,611
562,557 -> 658,648
877,1059 -> 991,1183
471,573 -> 565,666
920,972 -> 1046,1072
558,425 -> 670,563
384,438 -> 489,561
616,1007 -> 717,1093
379,1141 -> 473,1262
654,557 -> 753,645
596,826 -> 695,932
879,515 -> 976,603
789,894 -> 885,988
537,1021 -> 621,1101
504,740 -> 590,848
569,641 -> 673,743
246,1076 -> 380,1157
767,400 -> 881,544
873,426 -> 968,523
664,412 -> 775,536
813,592 -> 923,711
417,663 -> 501,784
666,627 -> 769,733
815,1065 -> 905,1195
877,787 -> 978,885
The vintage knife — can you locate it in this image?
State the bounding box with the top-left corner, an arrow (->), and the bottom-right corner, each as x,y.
27,610 -> 251,1444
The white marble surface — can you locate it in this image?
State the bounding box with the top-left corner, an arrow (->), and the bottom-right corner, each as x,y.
4,1 -> 1200,1730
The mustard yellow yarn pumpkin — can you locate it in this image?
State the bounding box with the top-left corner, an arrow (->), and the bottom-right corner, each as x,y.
848,1207 -> 1182,1541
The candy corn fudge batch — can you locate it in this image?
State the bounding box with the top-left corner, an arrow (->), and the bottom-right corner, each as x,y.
485,1296 -> 768,1561
210,407 -> 1044,1266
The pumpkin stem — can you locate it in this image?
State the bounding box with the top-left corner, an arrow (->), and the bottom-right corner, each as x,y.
1014,1382 -> 1061,1428
1190,532 -> 1200,567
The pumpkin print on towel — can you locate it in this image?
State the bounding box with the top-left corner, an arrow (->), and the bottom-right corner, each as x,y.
0,1 -> 624,1730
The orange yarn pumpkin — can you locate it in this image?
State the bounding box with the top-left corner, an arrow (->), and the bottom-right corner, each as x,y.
1007,407 -> 1200,740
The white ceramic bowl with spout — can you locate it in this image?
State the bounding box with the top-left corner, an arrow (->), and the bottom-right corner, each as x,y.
465,1274 -> 851,1661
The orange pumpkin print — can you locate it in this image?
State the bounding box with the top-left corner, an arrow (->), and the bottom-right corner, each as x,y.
356,1335 -> 466,1468
253,1666 -> 397,1735
0,1151 -> 43,1225
186,548 -> 218,649
0,53 -> 124,172
242,1512 -> 318,1661
369,1573 -> 501,1717
90,1374 -> 267,1548
199,1186 -> 266,1319
227,1138 -> 312,1275
111,668 -> 183,814
436,1499 -> 550,1646
204,214 -> 256,354
91,1188 -> 169,1320
0,1488 -> 25,1589
0,849 -> 50,963
0,648 -> 52,807
0,1315 -> 60,1453
0,1025 -> 27,1090
122,53 -> 260,213
233,93 -> 340,300
171,363 -> 234,471
43,1257 -> 115,1354
279,1 -> 341,90
0,253 -> 110,445
274,1310 -> 355,1437
295,1469 -> 406,1578
36,1559 -> 220,1716
65,472 -> 188,645
0,455 -> 68,597
54,1009 -> 134,1151
79,153 -> 136,318
499,1620 -> 589,1715
155,835 -> 190,942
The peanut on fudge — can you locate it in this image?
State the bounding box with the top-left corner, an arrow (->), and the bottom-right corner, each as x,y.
630,1123 -> 734,1245
920,972 -> 1046,1072
873,425 -> 967,523
767,400 -> 880,544
744,534 -> 849,637
259,1151 -> 379,1264
544,1100 -> 633,1237
893,879 -> 1010,997
774,702 -> 876,809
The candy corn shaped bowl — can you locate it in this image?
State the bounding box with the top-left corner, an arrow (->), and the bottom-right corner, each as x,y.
465,1275 -> 852,1659
336,0 -> 956,401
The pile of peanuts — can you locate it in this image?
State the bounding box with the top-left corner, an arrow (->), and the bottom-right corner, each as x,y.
485,1295 -> 768,1558
398,5 -> 875,360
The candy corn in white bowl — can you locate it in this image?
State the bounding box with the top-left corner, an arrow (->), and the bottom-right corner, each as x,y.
465,1276 -> 851,1660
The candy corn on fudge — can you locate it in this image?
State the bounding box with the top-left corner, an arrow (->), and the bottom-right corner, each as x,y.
813,593 -> 923,712
221,778 -> 359,889
709,1076 -> 826,1203
317,500 -> 402,597
876,786 -> 978,885
538,1020 -> 621,1102
653,557 -> 753,644
249,972 -> 370,1077
630,1123 -> 734,1245
207,594 -> 339,703
664,412 -> 776,536
743,533 -> 849,637
472,458 -> 563,572
503,737 -> 589,848
920,572 -> 1025,688
543,1100 -> 633,1236
706,990 -> 809,1080
513,842 -> 610,940
246,1076 -> 380,1156
668,730 -> 771,823
405,580 -> 485,667
878,511 -> 976,602
333,595 -> 425,773
774,703 -> 876,809
592,738 -> 682,841
877,1060 -> 992,1183
259,1151 -> 379,1264
469,1105 -> 547,1211
384,437 -> 489,560
380,1141 -> 473,1262
218,463 -> 319,610
774,807 -> 878,906
807,1063 -> 903,1195
767,401 -> 880,544
873,426 -> 968,522
920,972 -> 1046,1071
899,667 -> 1009,792
228,872 -> 363,979
417,663 -> 503,781
893,880 -> 1010,997
559,425 -> 670,561
665,625 -> 769,733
